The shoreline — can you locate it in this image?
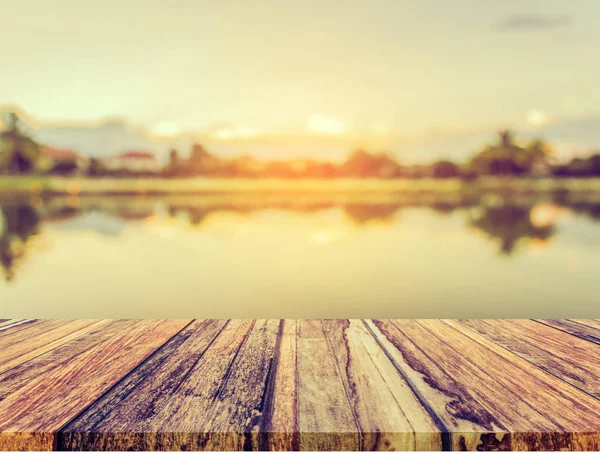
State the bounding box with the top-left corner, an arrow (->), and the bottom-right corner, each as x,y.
2,175 -> 600,196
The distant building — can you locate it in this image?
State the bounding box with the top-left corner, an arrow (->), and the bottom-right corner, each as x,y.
41,147 -> 89,173
105,151 -> 161,174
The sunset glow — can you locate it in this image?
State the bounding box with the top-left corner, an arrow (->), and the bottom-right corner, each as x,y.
2,0 -> 600,162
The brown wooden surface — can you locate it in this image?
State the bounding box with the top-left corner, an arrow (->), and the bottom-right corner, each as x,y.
0,319 -> 599,451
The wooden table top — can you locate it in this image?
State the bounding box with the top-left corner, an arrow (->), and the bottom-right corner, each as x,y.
1,319 -> 600,451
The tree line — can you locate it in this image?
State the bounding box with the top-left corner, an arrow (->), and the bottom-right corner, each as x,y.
2,112 -> 600,179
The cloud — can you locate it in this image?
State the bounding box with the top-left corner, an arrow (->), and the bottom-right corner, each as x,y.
497,14 -> 572,31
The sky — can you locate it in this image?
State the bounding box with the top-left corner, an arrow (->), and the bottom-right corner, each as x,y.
2,0 -> 600,162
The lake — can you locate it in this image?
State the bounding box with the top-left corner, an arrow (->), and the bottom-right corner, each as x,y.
1,190 -> 600,318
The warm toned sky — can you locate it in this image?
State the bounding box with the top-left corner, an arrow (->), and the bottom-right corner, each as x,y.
2,0 -> 600,161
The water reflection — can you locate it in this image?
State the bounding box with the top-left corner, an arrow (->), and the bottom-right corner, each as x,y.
3,192 -> 600,319
0,204 -> 41,281
3,192 -> 600,284
469,205 -> 554,255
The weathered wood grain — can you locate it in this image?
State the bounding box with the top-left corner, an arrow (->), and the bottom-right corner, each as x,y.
0,319 -> 119,398
458,319 -> 600,397
323,319 -> 443,451
2,319 -> 600,451
0,319 -> 104,374
537,319 -> 600,345
61,320 -> 258,451
365,319 -> 507,451
60,319 -> 228,451
0,319 -> 64,341
571,319 -> 600,330
297,319 -> 360,451
196,319 -> 280,451
0,320 -> 190,451
368,319 -> 600,451
261,319 -> 298,451
444,320 -> 600,451
535,319 -> 600,344
0,319 -> 33,332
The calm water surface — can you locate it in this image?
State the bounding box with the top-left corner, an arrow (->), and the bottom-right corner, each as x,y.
1,192 -> 599,318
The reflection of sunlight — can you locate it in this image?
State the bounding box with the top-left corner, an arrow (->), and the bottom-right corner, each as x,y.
528,237 -> 549,251
530,203 -> 564,228
142,215 -> 181,238
66,196 -> 80,208
310,230 -> 337,246
66,181 -> 81,195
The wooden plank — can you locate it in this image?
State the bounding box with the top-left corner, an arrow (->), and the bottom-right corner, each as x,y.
0,320 -> 136,398
261,319 -> 298,451
443,320 -> 600,451
537,319 -> 600,345
151,319 -> 257,451
571,319 -> 600,330
0,319 -> 60,341
0,319 -> 32,331
0,319 -> 190,451
368,319 -> 600,451
458,319 -> 600,397
5,318 -> 600,451
60,319 -> 228,451
61,319 -> 254,451
297,319 -> 360,451
0,320 -> 105,374
196,319 -> 280,451
366,320 -> 506,451
323,319 -> 443,451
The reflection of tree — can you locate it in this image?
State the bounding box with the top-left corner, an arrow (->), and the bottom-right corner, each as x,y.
0,204 -> 41,281
168,206 -> 252,226
562,203 -> 600,221
344,204 -> 399,225
470,204 -> 554,255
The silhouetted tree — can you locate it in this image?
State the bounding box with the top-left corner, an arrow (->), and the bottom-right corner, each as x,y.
432,160 -> 459,178
188,144 -> 220,175
0,112 -> 41,174
468,131 -> 552,176
48,160 -> 78,175
341,149 -> 401,178
87,158 -> 105,177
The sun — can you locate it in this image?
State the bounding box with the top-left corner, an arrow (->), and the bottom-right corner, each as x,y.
527,109 -> 547,127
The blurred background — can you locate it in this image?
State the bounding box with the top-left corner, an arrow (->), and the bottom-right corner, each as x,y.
2,0 -> 600,318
